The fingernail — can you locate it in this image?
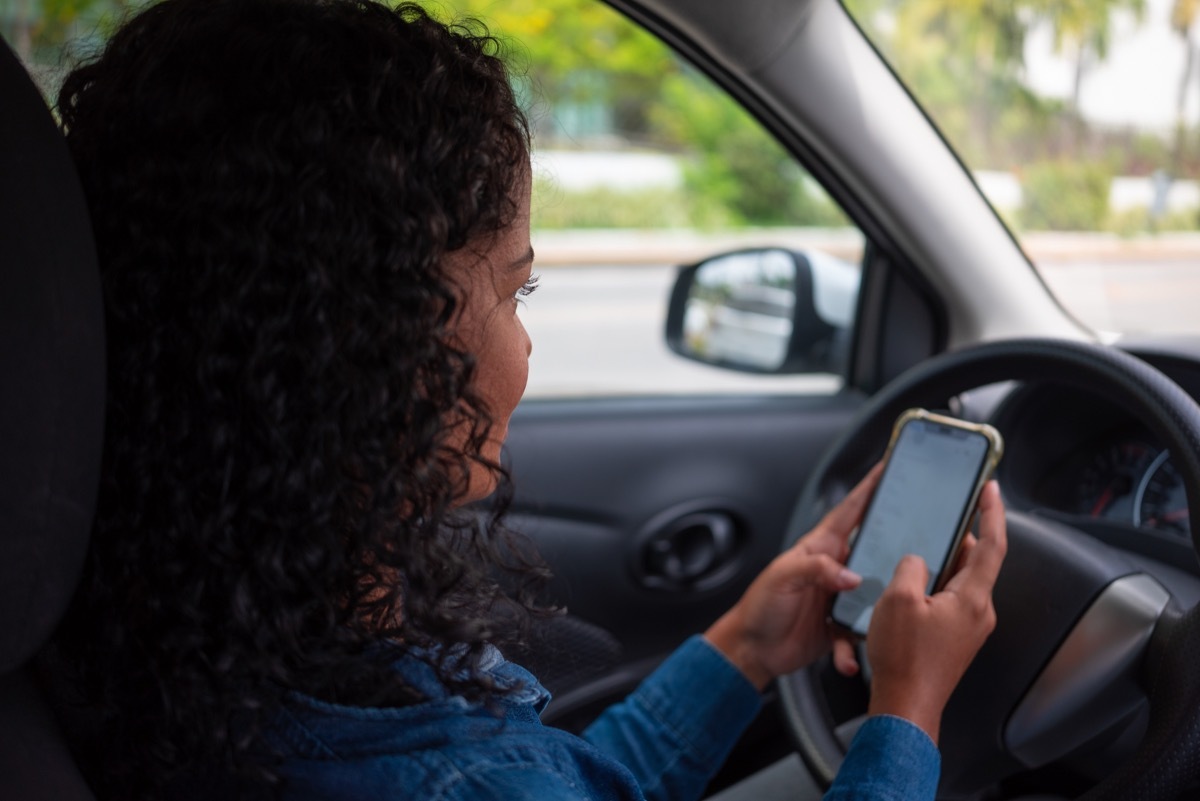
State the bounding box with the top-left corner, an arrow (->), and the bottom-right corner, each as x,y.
838,568 -> 862,587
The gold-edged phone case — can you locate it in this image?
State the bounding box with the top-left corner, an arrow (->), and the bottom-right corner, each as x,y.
877,408 -> 1003,593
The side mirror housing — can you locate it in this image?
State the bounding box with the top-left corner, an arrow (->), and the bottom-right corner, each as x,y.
665,248 -> 859,375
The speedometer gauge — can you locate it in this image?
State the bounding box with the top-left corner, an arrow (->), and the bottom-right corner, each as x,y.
1134,451 -> 1190,537
1075,440 -> 1157,523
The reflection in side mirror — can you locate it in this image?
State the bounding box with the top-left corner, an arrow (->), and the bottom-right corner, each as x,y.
683,250 -> 796,371
665,248 -> 860,375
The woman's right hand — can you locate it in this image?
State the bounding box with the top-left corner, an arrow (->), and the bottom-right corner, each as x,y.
864,480 -> 1008,744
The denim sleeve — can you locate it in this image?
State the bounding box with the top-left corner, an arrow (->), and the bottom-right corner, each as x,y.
445,765 -> 605,801
823,715 -> 940,801
581,635 -> 763,801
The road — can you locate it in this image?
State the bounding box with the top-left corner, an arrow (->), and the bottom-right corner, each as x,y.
520,259 -> 1200,398
521,264 -> 838,397
1038,259 -> 1200,336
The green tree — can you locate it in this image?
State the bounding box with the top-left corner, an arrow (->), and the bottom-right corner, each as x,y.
443,0 -> 846,226
439,0 -> 674,142
3,0 -> 139,63
650,70 -> 845,226
1019,160 -> 1112,230
850,0 -> 1041,167
847,0 -> 1152,169
1033,0 -> 1146,141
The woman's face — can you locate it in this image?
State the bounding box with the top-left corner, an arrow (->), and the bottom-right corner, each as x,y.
443,168 -> 535,503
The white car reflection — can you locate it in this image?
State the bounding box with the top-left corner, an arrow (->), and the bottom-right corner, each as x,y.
704,284 -> 795,370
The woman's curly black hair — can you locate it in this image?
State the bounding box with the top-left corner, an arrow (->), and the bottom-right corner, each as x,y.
52,0 -> 546,796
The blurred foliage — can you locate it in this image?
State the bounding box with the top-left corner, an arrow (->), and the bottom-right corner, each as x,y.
9,0 -> 1200,230
1105,206 -> 1200,235
530,175 -> 845,231
1018,161 -> 1112,230
3,0 -> 142,63
650,71 -> 848,228
530,178 -> 690,229
438,0 -> 672,141
454,0 -> 848,228
1039,0 -> 1147,107
1107,131 -> 1172,175
870,0 -> 1032,167
1105,206 -> 1153,236
845,0 -> 1171,175
438,0 -> 847,227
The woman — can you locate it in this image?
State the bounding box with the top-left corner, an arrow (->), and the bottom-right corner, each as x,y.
53,1 -> 1006,799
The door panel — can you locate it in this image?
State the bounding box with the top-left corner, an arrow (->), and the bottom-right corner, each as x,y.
502,392 -> 864,719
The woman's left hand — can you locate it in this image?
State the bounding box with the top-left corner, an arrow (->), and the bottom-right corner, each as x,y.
703,464 -> 882,689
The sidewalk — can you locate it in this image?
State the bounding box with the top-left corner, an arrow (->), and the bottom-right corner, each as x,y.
529,228 -> 864,266
530,228 -> 1200,267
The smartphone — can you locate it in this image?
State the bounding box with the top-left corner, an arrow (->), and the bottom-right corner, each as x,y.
830,408 -> 1003,638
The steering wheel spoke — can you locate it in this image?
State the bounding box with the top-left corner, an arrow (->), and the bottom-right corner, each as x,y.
833,714 -> 868,751
1005,573 -> 1169,768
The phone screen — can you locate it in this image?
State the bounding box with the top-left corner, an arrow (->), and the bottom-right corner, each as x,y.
831,416 -> 993,636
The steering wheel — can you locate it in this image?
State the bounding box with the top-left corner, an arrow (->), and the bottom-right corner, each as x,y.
778,338 -> 1200,800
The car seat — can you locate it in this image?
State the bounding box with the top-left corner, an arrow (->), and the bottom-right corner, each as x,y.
0,35 -> 105,801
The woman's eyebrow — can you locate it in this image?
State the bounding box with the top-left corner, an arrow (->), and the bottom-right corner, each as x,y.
508,247 -> 535,271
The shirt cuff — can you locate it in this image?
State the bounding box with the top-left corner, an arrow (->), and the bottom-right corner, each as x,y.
824,715 -> 940,801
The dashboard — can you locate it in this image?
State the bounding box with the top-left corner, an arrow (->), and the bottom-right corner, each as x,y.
985,339 -> 1200,576
1035,432 -> 1185,537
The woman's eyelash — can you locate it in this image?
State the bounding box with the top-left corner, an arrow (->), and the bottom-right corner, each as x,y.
518,274 -> 540,297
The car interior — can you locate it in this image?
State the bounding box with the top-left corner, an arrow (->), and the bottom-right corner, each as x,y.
0,32 -> 106,801
7,0 -> 1200,798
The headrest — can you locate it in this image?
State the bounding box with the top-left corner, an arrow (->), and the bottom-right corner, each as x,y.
0,40 -> 105,672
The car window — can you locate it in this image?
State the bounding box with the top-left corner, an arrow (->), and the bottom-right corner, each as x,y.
844,0 -> 1200,340
4,0 -> 867,398
452,0 -> 868,397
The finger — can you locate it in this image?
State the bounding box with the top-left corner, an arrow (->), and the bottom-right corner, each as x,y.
947,482 -> 1007,594
832,637 -> 860,676
817,461 -> 884,540
779,551 -> 862,592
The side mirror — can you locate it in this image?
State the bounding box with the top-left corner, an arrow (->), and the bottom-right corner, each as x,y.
665,248 -> 860,375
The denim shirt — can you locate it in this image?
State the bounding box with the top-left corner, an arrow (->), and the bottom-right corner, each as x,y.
264,635 -> 939,801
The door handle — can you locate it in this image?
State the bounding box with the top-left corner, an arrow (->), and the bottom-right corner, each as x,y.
638,510 -> 739,591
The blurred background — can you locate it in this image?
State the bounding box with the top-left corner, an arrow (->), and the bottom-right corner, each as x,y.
5,0 -> 1200,396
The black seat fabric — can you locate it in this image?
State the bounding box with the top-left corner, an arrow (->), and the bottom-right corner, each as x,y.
0,36 -> 105,801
